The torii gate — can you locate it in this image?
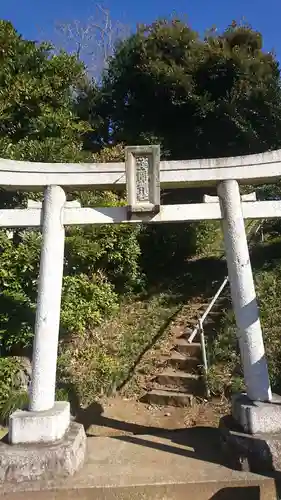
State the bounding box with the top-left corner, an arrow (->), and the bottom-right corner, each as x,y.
1,145 -> 281,479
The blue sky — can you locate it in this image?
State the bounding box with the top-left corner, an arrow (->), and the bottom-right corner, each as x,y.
1,0 -> 280,61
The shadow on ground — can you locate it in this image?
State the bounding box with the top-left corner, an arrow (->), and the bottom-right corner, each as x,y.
75,400 -> 223,464
72,399 -> 281,498
210,487 -> 261,499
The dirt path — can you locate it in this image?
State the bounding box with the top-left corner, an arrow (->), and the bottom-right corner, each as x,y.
83,396 -> 230,437
0,397 -> 230,441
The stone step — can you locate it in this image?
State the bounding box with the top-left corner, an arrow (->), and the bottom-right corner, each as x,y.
140,388 -> 194,407
155,370 -> 204,393
179,331 -> 200,343
186,318 -> 200,325
178,327 -> 193,337
168,352 -> 200,371
172,327 -> 193,340
202,317 -> 218,325
174,339 -> 201,356
206,310 -> 224,317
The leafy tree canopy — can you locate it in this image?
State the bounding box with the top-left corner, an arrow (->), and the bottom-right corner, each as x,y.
97,19 -> 281,159
0,20 -> 90,163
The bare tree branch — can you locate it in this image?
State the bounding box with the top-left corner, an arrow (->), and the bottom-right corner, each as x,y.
53,3 -> 130,81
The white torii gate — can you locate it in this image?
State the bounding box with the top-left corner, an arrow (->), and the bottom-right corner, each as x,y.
1,145 -> 281,447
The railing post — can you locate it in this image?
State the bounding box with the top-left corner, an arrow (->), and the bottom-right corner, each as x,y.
198,319 -> 210,398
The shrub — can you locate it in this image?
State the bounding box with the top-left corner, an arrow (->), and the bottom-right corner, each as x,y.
0,357 -> 21,409
61,272 -> 119,335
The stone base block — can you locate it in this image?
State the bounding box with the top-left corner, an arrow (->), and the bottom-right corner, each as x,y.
9,401 -> 70,444
220,415 -> 281,473
0,422 -> 86,483
232,392 -> 281,434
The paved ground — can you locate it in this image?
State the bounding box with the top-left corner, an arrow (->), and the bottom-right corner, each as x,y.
1,427 -> 277,499
1,398 -> 278,499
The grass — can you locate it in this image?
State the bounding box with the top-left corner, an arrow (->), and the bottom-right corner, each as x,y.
57,293 -> 182,408
0,426 -> 7,439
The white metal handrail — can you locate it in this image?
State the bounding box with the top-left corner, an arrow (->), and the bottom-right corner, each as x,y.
188,276 -> 229,344
187,220 -> 264,392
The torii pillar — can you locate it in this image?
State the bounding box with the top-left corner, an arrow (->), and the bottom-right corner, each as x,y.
217,180 -> 281,443
218,180 -> 272,403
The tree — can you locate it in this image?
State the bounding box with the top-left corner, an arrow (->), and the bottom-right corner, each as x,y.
97,19 -> 281,160
0,22 -> 142,353
53,3 -> 130,82
0,20 -> 91,165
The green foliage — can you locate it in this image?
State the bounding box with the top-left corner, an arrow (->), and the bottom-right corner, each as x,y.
58,294 -> 179,405
0,21 -> 141,353
0,231 -> 40,349
0,358 -> 21,410
65,189 -> 142,293
255,262 -> 281,391
0,389 -> 29,424
0,193 -> 142,353
207,309 -> 243,396
0,21 -> 89,146
61,273 -> 119,335
194,221 -> 223,256
98,19 -> 281,159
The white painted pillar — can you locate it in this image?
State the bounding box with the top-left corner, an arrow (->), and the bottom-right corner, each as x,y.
29,185 -> 66,412
217,179 -> 272,402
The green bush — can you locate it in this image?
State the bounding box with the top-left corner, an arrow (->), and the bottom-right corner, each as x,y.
0,389 -> 29,424
65,192 -> 142,293
0,188 -> 142,351
255,263 -> 281,391
61,273 -> 119,335
0,357 -> 21,410
0,231 -> 40,350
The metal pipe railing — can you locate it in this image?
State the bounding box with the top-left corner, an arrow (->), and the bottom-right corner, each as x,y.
188,276 -> 229,344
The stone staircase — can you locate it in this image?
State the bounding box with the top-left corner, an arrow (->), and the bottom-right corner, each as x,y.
139,221 -> 262,408
141,295 -> 230,407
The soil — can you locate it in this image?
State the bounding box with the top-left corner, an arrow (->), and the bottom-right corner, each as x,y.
0,396 -> 229,441
81,396 -> 230,437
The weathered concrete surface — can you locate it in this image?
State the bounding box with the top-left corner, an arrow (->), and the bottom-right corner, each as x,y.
3,146 -> 281,190
220,415 -> 281,474
232,393 -> 281,434
0,422 -> 86,483
9,402 -> 71,445
0,429 -> 276,499
30,185 -> 66,413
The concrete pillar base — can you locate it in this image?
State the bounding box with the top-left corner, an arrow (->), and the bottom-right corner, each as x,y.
9,401 -> 70,444
220,414 -> 281,474
0,422 -> 86,483
232,392 -> 281,434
